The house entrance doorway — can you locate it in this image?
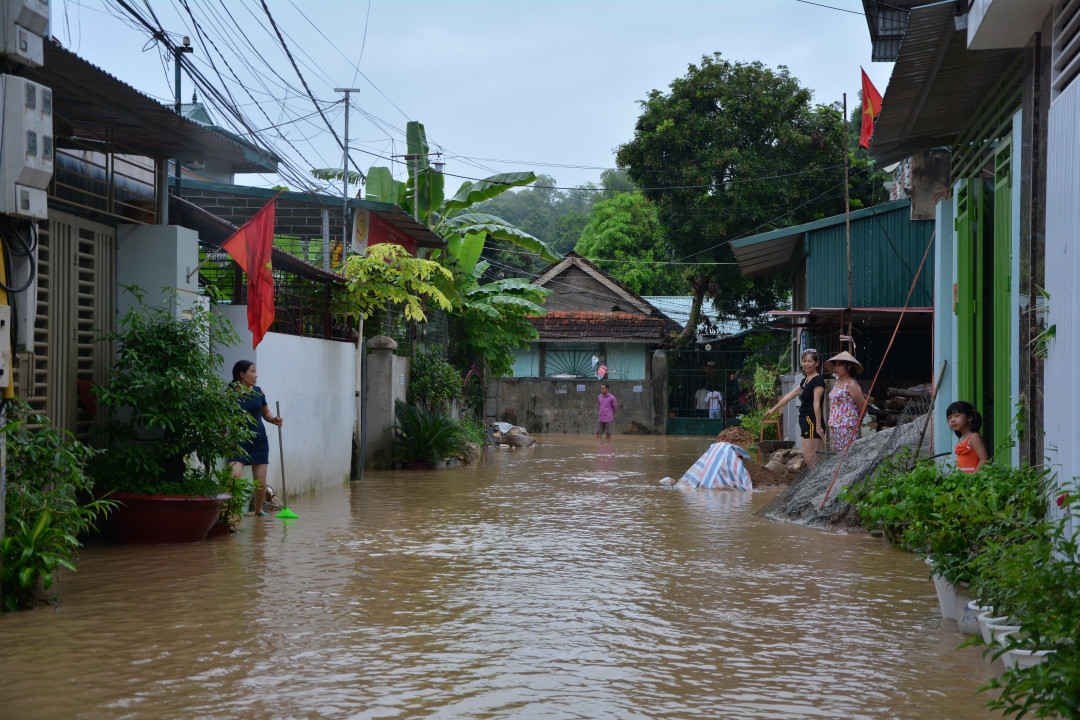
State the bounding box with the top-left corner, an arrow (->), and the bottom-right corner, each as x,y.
20,210 -> 115,437
666,347 -> 748,435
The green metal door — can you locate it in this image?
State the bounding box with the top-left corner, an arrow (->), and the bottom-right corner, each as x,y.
954,180 -> 980,405
991,139 -> 1013,455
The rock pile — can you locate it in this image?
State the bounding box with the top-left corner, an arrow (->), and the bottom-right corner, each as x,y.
763,448 -> 806,480
760,415 -> 932,527
489,422 -> 536,448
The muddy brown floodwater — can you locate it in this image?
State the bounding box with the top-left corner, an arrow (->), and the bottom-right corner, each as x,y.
1,435 -> 997,719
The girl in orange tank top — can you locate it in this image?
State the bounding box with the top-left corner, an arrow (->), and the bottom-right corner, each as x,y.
946,401 -> 988,473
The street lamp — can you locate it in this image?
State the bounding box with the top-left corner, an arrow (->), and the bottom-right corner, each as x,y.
173,36 -> 193,194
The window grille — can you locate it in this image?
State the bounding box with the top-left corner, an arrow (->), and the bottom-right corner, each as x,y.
545,348 -> 598,377
1054,0 -> 1080,94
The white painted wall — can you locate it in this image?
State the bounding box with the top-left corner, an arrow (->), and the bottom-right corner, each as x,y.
214,305 -> 356,496
933,196 -> 957,461
115,224 -> 202,320
1009,110 -> 1022,467
1044,77 -> 1080,530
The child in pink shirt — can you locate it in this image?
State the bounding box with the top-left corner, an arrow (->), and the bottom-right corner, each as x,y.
596,383 -> 618,439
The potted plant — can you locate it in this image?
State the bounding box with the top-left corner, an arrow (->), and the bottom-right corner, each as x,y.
89,294 -> 254,543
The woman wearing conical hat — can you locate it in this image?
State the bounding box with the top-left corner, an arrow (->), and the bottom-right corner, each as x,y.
825,351 -> 866,453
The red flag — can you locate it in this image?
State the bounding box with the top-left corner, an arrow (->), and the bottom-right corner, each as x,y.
859,68 -> 883,150
223,196 -> 276,348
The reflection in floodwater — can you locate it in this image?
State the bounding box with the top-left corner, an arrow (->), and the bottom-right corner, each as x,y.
0,435 -> 996,719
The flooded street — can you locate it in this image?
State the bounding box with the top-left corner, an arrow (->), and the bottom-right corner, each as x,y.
1,435 -> 995,719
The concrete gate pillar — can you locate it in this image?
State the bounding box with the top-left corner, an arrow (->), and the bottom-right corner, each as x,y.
365,335 -> 408,466
652,349 -> 669,433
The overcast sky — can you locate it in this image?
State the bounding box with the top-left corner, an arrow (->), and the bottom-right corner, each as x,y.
55,0 -> 893,193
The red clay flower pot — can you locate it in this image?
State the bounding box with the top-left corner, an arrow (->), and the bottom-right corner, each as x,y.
101,492 -> 230,544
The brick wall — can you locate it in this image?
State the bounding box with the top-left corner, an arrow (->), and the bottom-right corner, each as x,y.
182,187 -> 348,246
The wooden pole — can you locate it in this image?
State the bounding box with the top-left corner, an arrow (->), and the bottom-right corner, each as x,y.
916,360 -> 949,462
276,401 -> 287,502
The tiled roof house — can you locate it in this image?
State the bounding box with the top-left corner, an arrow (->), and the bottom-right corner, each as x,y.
488,253 -> 677,434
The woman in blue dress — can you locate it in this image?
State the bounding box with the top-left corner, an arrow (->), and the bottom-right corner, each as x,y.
229,360 -> 283,516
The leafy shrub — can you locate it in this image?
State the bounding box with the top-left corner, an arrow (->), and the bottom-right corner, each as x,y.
845,454 -> 1048,584
835,449 -> 1080,717
90,297 -> 253,495
751,363 -> 778,410
218,467 -> 254,530
392,400 -> 468,467
407,347 -> 463,413
980,493 -> 1080,719
2,402 -> 115,611
739,408 -> 778,443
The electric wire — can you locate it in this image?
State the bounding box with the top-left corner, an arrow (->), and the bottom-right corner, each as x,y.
174,0 -> 339,186
287,0 -> 411,122
257,0 -> 367,182
107,0 -> 324,191
793,0 -> 864,15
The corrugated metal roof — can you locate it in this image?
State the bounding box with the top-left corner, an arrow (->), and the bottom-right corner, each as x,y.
731,199 -> 912,277
22,41 -> 278,173
804,204 -> 934,308
732,200 -> 934,309
642,296 -> 743,335
868,2 -> 1019,164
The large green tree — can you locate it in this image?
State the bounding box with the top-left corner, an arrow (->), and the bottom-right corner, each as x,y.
574,192 -> 685,295
616,54 -> 850,341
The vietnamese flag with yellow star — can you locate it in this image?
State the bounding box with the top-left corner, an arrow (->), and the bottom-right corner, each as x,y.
223,196 -> 277,348
859,68 -> 883,150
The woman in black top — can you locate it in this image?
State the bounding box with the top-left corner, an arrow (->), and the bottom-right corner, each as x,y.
766,349 -> 827,468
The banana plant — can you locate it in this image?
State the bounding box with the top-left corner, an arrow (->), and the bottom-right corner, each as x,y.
364,121 -> 560,273
360,121 -> 559,375
450,260 -> 551,378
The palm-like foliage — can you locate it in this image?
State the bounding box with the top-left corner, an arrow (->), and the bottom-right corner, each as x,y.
391,400 -> 468,467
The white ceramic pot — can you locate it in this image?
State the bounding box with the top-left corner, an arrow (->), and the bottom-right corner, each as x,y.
978,611 -> 1011,644
991,624 -> 1023,646
958,599 -> 984,635
931,572 -> 958,620
1008,649 -> 1054,670
930,572 -> 975,622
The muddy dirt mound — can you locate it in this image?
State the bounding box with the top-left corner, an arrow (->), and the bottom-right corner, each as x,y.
760,416 -> 931,527
743,458 -> 787,486
716,426 -> 754,449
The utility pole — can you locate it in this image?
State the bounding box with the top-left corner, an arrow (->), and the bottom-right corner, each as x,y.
842,92 -> 853,340
173,36 -> 194,196
404,154 -> 421,220
335,88 -> 363,484
334,88 -> 363,256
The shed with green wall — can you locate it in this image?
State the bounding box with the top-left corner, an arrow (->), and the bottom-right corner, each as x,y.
732,199 -> 935,310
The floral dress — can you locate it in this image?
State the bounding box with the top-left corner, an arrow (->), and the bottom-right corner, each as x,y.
828,382 -> 860,452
